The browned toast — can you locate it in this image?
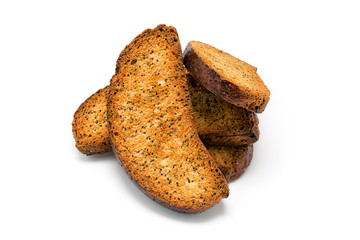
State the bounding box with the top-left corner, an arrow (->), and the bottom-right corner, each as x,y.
72,86 -> 112,155
107,25 -> 229,213
115,24 -> 182,74
207,145 -> 253,182
183,41 -> 270,113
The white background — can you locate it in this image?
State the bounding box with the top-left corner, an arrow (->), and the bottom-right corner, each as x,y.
1,0 -> 359,239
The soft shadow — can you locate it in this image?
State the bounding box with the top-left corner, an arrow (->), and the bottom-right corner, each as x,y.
76,151 -> 115,162
153,200 -> 227,222
75,147 -> 227,220
110,160 -> 227,222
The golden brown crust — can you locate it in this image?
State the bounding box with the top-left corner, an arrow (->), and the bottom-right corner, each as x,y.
72,86 -> 112,155
115,24 -> 182,74
107,25 -> 229,213
183,41 -> 270,113
207,145 -> 253,182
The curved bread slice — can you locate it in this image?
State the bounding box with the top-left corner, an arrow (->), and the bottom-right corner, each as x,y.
72,79 -> 259,155
207,145 -> 253,182
183,41 -> 270,113
107,26 -> 229,213
72,86 -> 112,155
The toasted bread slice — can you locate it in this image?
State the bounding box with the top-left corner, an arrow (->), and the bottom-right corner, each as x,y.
72,86 -> 112,155
189,77 -> 259,145
183,41 -> 270,113
72,79 -> 259,155
207,145 -> 253,182
107,25 -> 229,213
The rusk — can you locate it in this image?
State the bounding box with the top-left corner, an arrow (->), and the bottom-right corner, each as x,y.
107,25 -> 229,213
183,41 -> 270,113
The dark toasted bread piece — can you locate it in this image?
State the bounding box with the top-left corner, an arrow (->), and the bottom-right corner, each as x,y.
72,86 -> 112,155
207,145 -> 253,182
183,41 -> 270,113
201,134 -> 258,147
107,25 -> 229,213
189,78 -> 259,146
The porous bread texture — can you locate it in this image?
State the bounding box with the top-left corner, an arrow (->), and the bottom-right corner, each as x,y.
72,79 -> 259,155
207,145 -> 253,182
72,86 -> 111,155
72,24 -> 183,156
183,41 -> 270,113
107,25 -> 229,213
115,24 -> 182,74
189,78 -> 259,146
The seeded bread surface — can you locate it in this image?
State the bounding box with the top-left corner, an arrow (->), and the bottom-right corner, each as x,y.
115,24 -> 182,74
72,79 -> 259,155
183,41 -> 270,113
72,86 -> 111,155
107,25 -> 229,213
72,86 -> 255,182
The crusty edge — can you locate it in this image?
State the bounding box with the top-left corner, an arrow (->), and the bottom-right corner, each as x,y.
115,24 -> 182,74
109,140 -> 226,214
201,131 -> 258,147
228,145 -> 253,182
183,43 -> 269,113
200,115 -> 260,146
108,29 -> 228,213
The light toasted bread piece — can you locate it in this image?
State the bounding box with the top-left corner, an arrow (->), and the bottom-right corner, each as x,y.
183,41 -> 270,113
72,86 -> 112,155
107,25 -> 229,213
207,145 -> 253,182
115,24 -> 182,74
